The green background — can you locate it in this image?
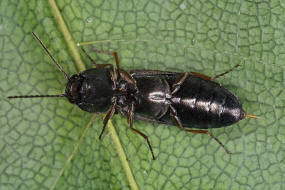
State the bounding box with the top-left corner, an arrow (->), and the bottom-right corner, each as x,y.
1,0 -> 285,189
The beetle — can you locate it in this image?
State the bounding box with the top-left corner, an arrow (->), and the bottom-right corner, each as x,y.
8,32 -> 256,160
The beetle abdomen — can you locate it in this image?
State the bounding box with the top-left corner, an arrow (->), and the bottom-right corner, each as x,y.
170,75 -> 245,128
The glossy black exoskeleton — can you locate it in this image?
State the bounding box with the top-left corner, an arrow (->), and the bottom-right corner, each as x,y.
8,33 -> 256,160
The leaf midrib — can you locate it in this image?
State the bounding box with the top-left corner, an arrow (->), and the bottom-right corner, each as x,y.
47,1 -> 139,190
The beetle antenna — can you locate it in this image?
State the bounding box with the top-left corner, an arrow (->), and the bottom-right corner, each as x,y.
32,32 -> 69,79
8,94 -> 66,99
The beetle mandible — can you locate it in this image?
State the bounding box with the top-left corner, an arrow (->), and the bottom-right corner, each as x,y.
8,32 -> 257,160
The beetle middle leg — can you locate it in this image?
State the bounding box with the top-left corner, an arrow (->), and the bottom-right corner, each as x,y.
169,105 -> 231,154
169,105 -> 184,130
127,101 -> 156,160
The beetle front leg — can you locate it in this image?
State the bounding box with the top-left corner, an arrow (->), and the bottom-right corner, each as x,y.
99,98 -> 117,140
87,46 -> 137,89
127,101 -> 156,160
89,46 -> 121,70
81,47 -> 114,69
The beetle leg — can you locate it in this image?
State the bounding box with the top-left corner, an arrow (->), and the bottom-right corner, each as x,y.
109,69 -> 117,89
89,46 -> 121,70
169,105 -> 231,154
210,64 -> 240,80
127,101 -> 156,160
192,64 -> 240,81
169,105 -> 184,130
185,129 -> 231,154
99,98 -> 117,140
127,102 -> 135,127
191,72 -> 212,81
87,46 -> 138,89
81,47 -> 114,69
119,69 -> 138,90
172,72 -> 190,95
88,46 -> 137,88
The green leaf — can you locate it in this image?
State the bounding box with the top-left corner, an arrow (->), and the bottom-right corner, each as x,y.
1,0 -> 285,189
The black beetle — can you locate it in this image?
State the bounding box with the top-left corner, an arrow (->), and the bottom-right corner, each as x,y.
8,32 -> 256,160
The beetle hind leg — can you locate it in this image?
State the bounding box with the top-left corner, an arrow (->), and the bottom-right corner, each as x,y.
191,72 -> 212,81
185,129 -> 231,154
191,64 -> 240,81
210,64 -> 240,80
169,105 -> 231,154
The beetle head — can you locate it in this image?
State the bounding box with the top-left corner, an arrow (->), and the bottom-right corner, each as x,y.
65,74 -> 84,104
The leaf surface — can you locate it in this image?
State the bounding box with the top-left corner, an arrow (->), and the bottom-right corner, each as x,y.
1,0 -> 285,189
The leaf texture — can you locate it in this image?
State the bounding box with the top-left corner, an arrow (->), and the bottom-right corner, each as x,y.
1,0 -> 285,189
